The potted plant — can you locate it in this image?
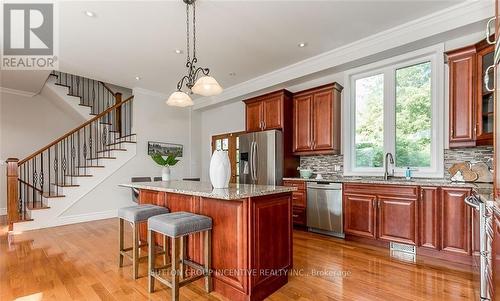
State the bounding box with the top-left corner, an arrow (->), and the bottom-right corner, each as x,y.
150,152 -> 180,181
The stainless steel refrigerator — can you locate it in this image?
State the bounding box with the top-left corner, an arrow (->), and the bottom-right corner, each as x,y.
238,130 -> 283,186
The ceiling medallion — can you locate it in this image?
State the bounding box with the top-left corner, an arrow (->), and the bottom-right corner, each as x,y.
166,0 -> 223,107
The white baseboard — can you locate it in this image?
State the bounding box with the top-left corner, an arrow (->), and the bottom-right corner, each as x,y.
0,208 -> 6,216
56,209 -> 117,226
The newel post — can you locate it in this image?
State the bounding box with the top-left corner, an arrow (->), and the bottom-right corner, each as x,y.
6,158 -> 19,225
115,92 -> 122,136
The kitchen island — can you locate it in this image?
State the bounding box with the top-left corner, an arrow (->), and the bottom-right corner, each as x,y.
120,181 -> 296,301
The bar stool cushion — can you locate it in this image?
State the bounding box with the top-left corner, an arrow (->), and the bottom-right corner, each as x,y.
148,211 -> 212,237
118,204 -> 169,223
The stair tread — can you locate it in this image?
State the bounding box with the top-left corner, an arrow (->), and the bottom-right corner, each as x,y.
107,141 -> 136,147
65,174 -> 93,177
75,165 -> 105,168
86,157 -> 116,160
27,205 -> 51,210
97,149 -> 126,153
51,183 -> 80,187
42,193 -> 65,198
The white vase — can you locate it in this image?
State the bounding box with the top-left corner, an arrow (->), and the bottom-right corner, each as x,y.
162,166 -> 171,181
209,150 -> 231,188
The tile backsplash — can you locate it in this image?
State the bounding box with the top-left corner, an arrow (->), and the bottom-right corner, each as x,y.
299,154 -> 344,177
444,146 -> 493,179
299,146 -> 494,180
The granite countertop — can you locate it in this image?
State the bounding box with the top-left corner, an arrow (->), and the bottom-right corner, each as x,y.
283,176 -> 493,195
120,180 -> 296,200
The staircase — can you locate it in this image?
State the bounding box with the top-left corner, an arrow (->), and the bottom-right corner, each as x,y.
6,71 -> 137,231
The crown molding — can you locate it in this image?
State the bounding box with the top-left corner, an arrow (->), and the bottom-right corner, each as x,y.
193,0 -> 493,110
132,87 -> 169,99
0,87 -> 37,97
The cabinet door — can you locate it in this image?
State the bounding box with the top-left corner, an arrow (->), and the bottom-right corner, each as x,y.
262,95 -> 283,130
476,45 -> 495,145
246,101 -> 263,132
292,191 -> 306,208
293,94 -> 313,152
378,196 -> 418,245
448,47 -> 476,147
440,188 -> 471,255
419,187 -> 440,249
292,206 -> 306,226
311,90 -> 334,151
344,193 -> 377,238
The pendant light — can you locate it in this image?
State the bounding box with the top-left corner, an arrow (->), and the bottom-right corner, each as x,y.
166,0 -> 223,107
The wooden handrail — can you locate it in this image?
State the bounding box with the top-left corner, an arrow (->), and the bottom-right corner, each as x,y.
18,95 -> 134,165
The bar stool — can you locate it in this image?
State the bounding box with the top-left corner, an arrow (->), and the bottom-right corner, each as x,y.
118,204 -> 170,279
147,211 -> 213,301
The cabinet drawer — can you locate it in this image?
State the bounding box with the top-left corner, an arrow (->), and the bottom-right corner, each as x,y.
283,180 -> 306,191
343,183 -> 418,198
292,206 -> 306,226
292,191 -> 306,207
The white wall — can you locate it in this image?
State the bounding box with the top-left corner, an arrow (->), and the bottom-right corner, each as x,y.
0,90 -> 84,210
62,88 -> 193,216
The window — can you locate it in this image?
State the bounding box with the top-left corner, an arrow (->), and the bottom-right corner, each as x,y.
344,45 -> 444,178
212,132 -> 244,183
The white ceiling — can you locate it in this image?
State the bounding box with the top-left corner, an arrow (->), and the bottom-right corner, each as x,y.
55,0 -> 466,97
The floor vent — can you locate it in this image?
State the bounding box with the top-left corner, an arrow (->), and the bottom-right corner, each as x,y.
390,242 -> 416,254
390,242 -> 416,263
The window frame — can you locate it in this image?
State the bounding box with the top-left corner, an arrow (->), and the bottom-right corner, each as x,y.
343,44 -> 444,178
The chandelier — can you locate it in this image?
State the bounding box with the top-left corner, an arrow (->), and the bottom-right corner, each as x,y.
166,0 -> 223,107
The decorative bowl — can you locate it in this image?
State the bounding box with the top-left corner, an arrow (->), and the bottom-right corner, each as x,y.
299,169 -> 313,179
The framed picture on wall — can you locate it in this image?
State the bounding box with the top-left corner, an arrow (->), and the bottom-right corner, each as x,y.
147,141 -> 183,157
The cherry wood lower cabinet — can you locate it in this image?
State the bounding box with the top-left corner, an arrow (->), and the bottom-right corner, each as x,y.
420,187 -> 441,250
283,180 -> 307,226
441,187 -> 472,255
344,184 -> 418,244
139,190 -> 293,301
343,193 -> 377,238
378,196 -> 418,245
343,184 -> 474,264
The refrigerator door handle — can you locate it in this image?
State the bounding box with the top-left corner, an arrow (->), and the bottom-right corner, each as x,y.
249,141 -> 254,181
252,141 -> 258,181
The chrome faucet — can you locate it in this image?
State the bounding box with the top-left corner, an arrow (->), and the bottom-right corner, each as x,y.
384,152 -> 394,180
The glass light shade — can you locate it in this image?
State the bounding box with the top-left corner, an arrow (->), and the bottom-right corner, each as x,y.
166,91 -> 193,107
192,76 -> 223,96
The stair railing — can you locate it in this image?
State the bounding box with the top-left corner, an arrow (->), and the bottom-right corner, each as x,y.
51,71 -> 120,118
5,93 -> 135,227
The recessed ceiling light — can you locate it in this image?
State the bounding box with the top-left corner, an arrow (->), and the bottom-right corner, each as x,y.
298,42 -> 307,48
84,11 -> 96,17
135,76 -> 141,81
229,72 -> 236,76
174,49 -> 183,54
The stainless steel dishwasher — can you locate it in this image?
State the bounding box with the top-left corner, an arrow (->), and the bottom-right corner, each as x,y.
306,182 -> 344,238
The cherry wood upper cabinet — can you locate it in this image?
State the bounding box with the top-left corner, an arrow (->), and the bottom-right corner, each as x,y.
448,45 -> 477,147
419,187 -> 440,250
447,39 -> 494,148
378,196 -> 418,245
440,187 -> 471,255
244,90 -> 292,133
292,94 -> 313,152
292,83 -> 343,155
245,101 -> 264,132
343,193 -> 377,238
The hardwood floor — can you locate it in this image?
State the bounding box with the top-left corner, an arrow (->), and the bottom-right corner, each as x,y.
0,217 -> 477,300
